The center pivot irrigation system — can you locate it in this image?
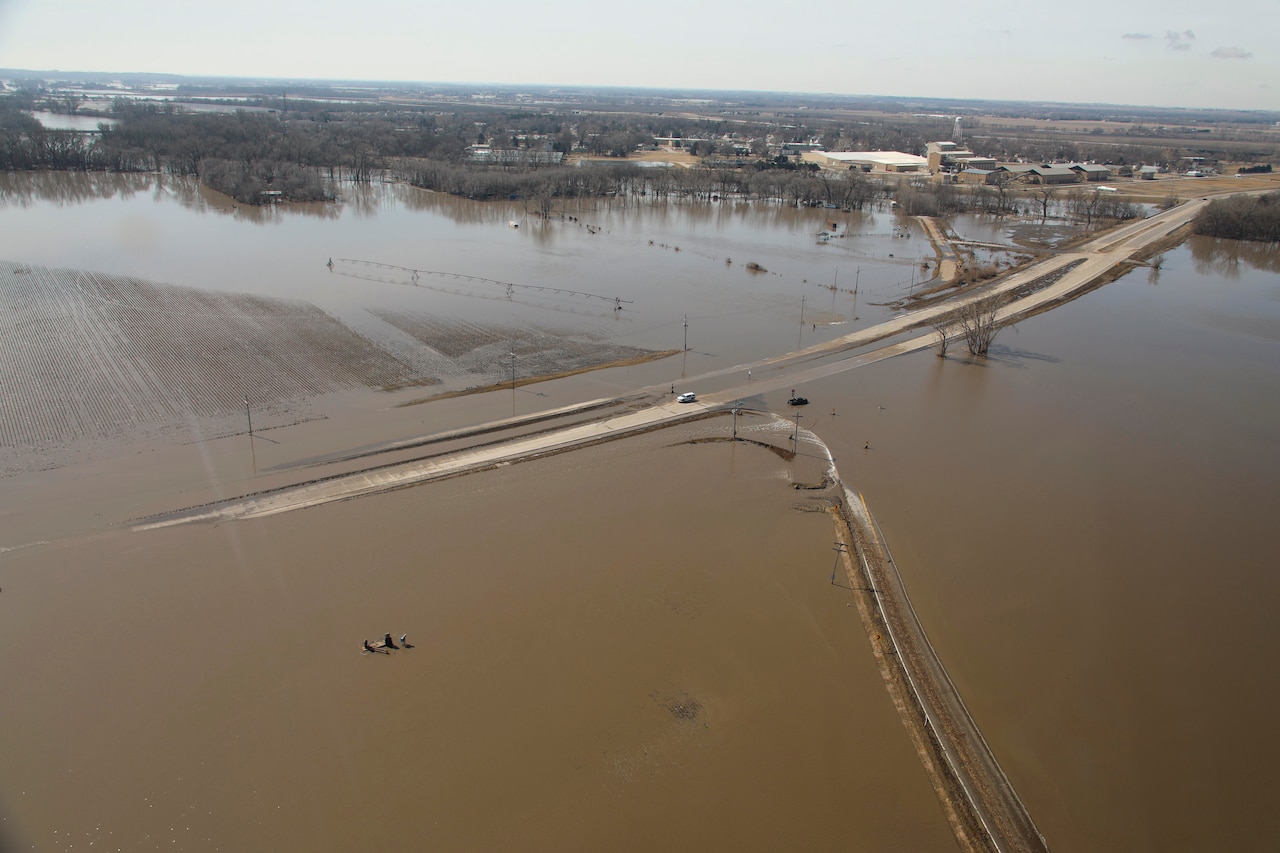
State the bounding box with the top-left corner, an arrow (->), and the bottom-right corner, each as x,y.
329,258 -> 634,313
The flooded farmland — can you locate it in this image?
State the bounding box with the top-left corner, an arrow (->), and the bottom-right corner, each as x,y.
1,173 -> 1279,850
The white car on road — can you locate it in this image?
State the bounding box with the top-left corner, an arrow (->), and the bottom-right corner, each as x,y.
676,392 -> 697,403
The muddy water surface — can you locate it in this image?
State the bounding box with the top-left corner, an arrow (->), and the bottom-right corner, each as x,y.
802,236 -> 1280,850
0,428 -> 952,851
2,171 -> 1278,850
0,172 -> 925,375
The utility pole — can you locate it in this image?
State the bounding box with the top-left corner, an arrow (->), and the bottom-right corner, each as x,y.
831,542 -> 848,585
509,351 -> 516,415
792,411 -> 802,455
244,396 -> 253,437
731,400 -> 741,439
683,314 -> 688,352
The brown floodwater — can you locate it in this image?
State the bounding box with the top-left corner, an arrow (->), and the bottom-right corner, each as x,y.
0,427 -> 953,851
804,236 -> 1280,850
2,173 -> 1279,850
0,171 -> 927,385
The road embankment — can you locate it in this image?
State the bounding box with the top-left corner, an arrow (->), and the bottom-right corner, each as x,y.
833,489 -> 1050,853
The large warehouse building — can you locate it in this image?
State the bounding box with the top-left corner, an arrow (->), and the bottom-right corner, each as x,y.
801,150 -> 929,172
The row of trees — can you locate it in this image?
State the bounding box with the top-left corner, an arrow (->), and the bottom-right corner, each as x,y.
897,181 -> 1021,216
401,159 -> 889,208
199,158 -> 333,204
1193,193 -> 1280,242
894,180 -> 1143,223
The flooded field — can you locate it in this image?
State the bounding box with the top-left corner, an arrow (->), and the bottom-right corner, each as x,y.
0,173 -> 925,472
0,426 -> 954,852
811,236 -> 1280,850
1,172 -> 1279,850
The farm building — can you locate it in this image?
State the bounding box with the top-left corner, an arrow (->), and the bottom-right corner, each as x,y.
1071,164 -> 1112,181
957,168 -> 1002,185
802,151 -> 929,172
1022,166 -> 1079,185
926,141 -> 998,172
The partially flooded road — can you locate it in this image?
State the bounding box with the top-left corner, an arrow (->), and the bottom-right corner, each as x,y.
123,195 -> 1210,851
136,196 -> 1207,535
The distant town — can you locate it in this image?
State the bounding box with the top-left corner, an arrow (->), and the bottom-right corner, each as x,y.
2,69 -> 1278,241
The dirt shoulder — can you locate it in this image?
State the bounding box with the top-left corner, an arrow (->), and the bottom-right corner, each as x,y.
835,492 -> 1050,853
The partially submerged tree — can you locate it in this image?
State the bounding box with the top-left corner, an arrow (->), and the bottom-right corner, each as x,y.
1193,192 -> 1280,242
933,319 -> 953,357
1068,188 -> 1103,229
957,294 -> 1009,356
1035,186 -> 1056,222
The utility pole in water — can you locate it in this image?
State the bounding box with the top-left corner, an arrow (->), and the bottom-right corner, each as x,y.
509,351 -> 517,415
831,542 -> 848,585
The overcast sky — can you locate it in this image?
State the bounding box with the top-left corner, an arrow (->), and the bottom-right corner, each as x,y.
1,0 -> 1276,111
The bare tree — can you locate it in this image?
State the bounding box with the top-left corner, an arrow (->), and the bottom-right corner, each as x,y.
958,294 -> 1008,356
991,170 -> 1017,215
1035,186 -> 1056,222
933,319 -> 954,357
1068,188 -> 1103,228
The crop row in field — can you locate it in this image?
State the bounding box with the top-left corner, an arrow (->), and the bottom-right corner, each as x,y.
0,263 -> 415,468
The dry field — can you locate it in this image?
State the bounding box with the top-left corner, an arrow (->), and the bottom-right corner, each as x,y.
1118,170 -> 1280,200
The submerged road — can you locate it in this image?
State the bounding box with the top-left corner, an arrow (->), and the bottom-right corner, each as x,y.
133,198 -> 1208,851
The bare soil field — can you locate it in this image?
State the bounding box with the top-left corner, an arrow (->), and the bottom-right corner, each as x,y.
1116,170 -> 1280,200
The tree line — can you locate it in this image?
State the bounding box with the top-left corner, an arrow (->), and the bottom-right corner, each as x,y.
1193,193 -> 1280,242
895,180 -> 1142,223
400,158 -> 888,210
0,87 -> 1253,218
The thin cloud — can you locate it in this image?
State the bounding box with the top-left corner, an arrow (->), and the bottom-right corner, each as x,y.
1166,29 -> 1196,51
1122,32 -> 1153,40
1211,46 -> 1253,59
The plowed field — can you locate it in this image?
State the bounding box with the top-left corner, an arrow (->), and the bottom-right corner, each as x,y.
0,262 -> 652,474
